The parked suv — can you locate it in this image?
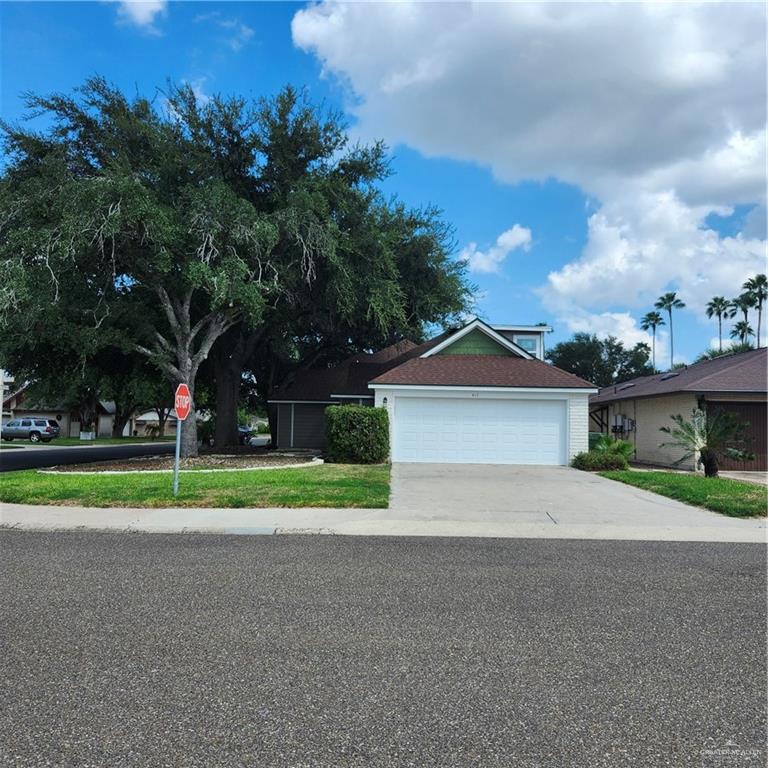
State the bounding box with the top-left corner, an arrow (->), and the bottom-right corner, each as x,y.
2,418 -> 60,443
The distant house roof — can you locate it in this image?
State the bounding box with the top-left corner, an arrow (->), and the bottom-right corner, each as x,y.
369,355 -> 595,389
269,339 -> 442,402
590,348 -> 768,406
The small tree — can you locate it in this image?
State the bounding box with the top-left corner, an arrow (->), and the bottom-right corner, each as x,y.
654,291 -> 685,369
659,408 -> 753,477
705,296 -> 732,353
730,320 -> 754,346
640,311 -> 664,371
742,274 -> 767,347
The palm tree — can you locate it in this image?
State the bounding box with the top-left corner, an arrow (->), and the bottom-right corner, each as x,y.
730,320 -> 754,346
743,274 -> 767,347
704,296 -> 732,352
654,291 -> 685,369
660,408 -> 753,477
640,311 -> 665,371
729,292 -> 757,327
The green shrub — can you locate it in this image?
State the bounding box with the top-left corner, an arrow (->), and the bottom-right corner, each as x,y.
572,450 -> 629,471
592,434 -> 635,459
256,422 -> 270,434
588,432 -> 603,450
326,405 -> 389,464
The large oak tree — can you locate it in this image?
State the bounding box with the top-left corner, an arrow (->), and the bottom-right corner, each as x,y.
0,79 -> 471,453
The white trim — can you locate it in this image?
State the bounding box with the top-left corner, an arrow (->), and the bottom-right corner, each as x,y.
267,400 -> 336,404
370,384 -> 598,395
421,318 -> 533,359
494,325 -> 552,333
330,394 -> 374,399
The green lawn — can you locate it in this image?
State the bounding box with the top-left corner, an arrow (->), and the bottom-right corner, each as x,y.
600,470 -> 767,518
0,464 -> 390,509
50,436 -> 175,446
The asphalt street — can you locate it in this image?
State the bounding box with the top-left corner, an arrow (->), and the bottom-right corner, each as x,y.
1,532 -> 765,767
0,442 -> 175,472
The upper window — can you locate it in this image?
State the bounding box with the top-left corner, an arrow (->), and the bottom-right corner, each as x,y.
514,335 -> 538,353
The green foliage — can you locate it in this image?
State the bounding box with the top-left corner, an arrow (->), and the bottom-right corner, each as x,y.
694,343 -> 753,362
592,435 -> 635,459
588,432 -> 603,450
571,450 -> 629,471
0,464 -> 391,509
256,422 -> 271,434
659,408 -> 754,477
546,333 -> 653,388
729,320 -> 754,345
326,405 -> 389,464
600,471 -> 766,518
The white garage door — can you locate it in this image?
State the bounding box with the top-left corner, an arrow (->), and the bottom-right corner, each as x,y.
393,397 -> 567,465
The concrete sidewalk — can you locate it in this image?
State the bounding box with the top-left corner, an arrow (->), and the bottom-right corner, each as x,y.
1,500 -> 765,542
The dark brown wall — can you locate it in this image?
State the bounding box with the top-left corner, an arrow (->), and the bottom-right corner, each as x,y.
709,401 -> 767,471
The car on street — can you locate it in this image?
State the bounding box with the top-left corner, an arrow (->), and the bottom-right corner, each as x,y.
2,418 -> 60,443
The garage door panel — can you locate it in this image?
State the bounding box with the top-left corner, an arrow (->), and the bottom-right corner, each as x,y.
393,397 -> 567,465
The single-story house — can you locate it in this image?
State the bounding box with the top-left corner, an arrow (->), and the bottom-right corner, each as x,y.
589,347 -> 767,471
3,381 -> 143,438
269,318 -> 596,465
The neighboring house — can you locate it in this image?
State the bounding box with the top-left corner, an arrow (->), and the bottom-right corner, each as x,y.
2,382 -> 137,437
269,318 -> 596,465
589,348 -> 767,471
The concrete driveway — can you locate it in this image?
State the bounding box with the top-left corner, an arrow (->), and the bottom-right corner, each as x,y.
385,463 -> 766,542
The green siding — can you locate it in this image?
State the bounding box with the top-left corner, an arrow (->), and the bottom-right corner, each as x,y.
437,328 -> 513,356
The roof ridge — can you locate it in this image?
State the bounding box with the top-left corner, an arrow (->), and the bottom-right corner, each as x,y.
687,347 -> 766,389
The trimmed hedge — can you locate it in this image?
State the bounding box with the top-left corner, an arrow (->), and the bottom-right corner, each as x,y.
326,405 -> 389,464
571,450 -> 629,471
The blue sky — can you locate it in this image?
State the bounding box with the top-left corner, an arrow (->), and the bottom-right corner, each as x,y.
1,1 -> 765,364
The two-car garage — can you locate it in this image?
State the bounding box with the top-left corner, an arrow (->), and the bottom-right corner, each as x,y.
392,396 -> 568,465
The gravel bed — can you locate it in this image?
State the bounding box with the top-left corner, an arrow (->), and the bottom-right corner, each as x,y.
46,453 -> 316,473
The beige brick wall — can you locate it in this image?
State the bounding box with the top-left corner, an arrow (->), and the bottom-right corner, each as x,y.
605,394 -> 699,470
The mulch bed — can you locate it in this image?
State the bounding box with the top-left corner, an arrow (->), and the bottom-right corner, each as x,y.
47,453 -> 318,473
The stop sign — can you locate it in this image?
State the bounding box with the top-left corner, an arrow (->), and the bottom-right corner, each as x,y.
174,383 -> 191,421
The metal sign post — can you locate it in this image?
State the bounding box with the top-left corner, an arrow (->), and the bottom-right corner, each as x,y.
172,383 -> 191,497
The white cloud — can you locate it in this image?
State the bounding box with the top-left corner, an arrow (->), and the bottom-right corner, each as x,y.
292,2 -> 767,347
115,1 -> 167,34
540,191 -> 766,320
460,225 -> 531,274
195,12 -> 254,52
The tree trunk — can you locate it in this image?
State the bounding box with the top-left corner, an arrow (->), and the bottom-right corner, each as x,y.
213,348 -> 242,448
700,448 -> 719,477
180,396 -> 198,458
718,316 -> 722,352
156,407 -> 168,437
668,310 -> 674,368
212,326 -> 265,448
757,305 -> 762,348
111,410 -> 131,439
134,286 -> 238,458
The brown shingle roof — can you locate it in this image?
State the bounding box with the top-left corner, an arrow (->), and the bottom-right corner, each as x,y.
590,348 -> 768,405
369,355 -> 595,389
270,338 -> 434,402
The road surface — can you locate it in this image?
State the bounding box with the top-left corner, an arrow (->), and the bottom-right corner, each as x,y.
0,441 -> 175,471
1,532 -> 765,767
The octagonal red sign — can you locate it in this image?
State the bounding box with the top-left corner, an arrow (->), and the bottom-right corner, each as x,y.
174,383 -> 191,421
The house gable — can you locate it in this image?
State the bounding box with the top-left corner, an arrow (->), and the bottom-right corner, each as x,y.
422,318 -> 533,359
435,327 -> 514,356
